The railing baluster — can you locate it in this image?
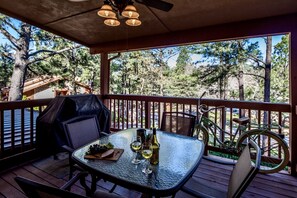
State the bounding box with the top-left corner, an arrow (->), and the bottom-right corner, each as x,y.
230,108 -> 233,137
152,102 -> 155,128
21,108 -> 25,149
131,100 -> 134,128
30,107 -> 34,147
158,102 -> 161,128
257,110 -> 261,145
122,100 -> 124,129
0,110 -> 4,153
117,99 -> 120,129
11,109 -> 15,151
141,101 -> 144,128
136,100 -> 139,128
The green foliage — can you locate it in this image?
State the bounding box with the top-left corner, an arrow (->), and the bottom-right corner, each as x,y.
0,14 -> 289,103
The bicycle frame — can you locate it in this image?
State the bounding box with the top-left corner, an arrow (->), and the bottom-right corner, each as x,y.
197,109 -> 244,150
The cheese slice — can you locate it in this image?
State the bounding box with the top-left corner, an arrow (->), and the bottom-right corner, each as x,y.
101,149 -> 114,158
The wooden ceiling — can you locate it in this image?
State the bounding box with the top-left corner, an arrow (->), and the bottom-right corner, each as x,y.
1,0 -> 297,52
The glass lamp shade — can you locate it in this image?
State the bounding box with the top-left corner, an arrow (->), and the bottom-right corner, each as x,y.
104,17 -> 120,26
122,5 -> 139,18
126,18 -> 141,26
98,4 -> 116,18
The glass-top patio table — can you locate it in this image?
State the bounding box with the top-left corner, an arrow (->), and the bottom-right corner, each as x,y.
72,129 -> 204,197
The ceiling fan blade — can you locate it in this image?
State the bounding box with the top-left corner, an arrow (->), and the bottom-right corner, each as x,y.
135,0 -> 173,12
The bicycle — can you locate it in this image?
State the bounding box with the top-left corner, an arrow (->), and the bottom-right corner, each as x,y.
195,93 -> 290,174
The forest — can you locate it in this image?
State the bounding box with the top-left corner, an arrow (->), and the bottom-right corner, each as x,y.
0,14 -> 289,104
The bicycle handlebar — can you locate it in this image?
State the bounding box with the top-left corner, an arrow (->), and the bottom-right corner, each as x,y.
198,104 -> 225,114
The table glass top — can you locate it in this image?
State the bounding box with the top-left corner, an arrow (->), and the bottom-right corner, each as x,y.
72,129 -> 204,193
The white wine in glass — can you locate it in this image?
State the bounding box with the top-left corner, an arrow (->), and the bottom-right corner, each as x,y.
141,144 -> 153,175
130,137 -> 142,164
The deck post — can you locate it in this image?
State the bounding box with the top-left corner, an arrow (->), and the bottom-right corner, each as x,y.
289,28 -> 297,176
100,52 -> 109,107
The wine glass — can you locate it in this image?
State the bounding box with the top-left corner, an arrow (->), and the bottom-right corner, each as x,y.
141,142 -> 153,175
130,136 -> 142,164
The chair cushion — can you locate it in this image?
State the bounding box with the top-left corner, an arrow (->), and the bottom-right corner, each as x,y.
64,116 -> 100,149
227,143 -> 253,198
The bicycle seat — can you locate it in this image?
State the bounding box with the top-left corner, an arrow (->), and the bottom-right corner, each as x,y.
233,117 -> 250,125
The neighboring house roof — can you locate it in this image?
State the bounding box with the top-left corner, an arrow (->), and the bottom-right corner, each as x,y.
23,76 -> 61,93
23,76 -> 91,94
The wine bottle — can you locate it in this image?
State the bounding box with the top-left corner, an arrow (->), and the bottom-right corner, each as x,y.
150,128 -> 160,165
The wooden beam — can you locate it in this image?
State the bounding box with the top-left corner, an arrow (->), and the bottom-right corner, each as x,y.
289,28 -> 297,176
90,13 -> 297,54
100,52 -> 109,96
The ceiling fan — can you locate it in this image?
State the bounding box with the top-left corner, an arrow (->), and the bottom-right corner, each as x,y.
68,0 -> 173,26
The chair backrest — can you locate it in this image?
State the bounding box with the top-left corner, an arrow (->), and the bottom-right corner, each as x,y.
227,140 -> 261,198
63,115 -> 101,149
160,112 -> 196,137
15,176 -> 86,198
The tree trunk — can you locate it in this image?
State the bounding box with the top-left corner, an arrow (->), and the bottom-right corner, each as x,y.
9,64 -> 27,101
238,70 -> 245,101
8,23 -> 31,101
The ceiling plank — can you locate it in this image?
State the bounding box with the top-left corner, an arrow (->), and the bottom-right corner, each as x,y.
0,6 -> 90,47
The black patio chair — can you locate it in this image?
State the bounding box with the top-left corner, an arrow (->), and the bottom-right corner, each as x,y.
62,115 -> 104,179
181,140 -> 261,198
160,112 -> 196,137
15,172 -> 124,198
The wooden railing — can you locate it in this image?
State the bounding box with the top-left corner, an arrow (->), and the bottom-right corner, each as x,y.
104,94 -> 292,162
0,94 -> 292,170
104,94 -> 291,130
0,99 -> 51,170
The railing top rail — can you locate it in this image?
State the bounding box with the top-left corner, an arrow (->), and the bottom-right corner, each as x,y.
0,98 -> 52,110
103,94 -> 291,113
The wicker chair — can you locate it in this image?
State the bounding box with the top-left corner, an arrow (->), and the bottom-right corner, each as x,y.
160,112 -> 196,137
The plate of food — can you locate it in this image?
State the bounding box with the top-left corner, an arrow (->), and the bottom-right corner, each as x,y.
84,142 -> 123,161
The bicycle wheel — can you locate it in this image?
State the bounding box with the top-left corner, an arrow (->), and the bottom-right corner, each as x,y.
194,124 -> 209,146
236,129 -> 289,174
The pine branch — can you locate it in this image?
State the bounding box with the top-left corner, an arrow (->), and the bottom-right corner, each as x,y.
243,72 -> 264,79
27,45 -> 81,65
28,49 -> 58,57
237,40 -> 266,65
2,20 -> 21,35
0,51 -> 14,60
27,65 -> 40,76
0,27 -> 19,49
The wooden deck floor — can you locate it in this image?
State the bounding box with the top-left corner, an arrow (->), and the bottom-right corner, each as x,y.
0,153 -> 297,198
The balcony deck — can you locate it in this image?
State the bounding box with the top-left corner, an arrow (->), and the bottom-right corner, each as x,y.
0,152 -> 296,198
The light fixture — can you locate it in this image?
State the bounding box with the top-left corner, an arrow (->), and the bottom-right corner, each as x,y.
122,4 -> 139,18
104,16 -> 120,26
97,0 -> 142,27
97,4 -> 116,18
126,17 -> 141,26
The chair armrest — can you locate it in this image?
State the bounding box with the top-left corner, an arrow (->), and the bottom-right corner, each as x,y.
61,172 -> 88,190
100,132 -> 110,137
61,145 -> 74,153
